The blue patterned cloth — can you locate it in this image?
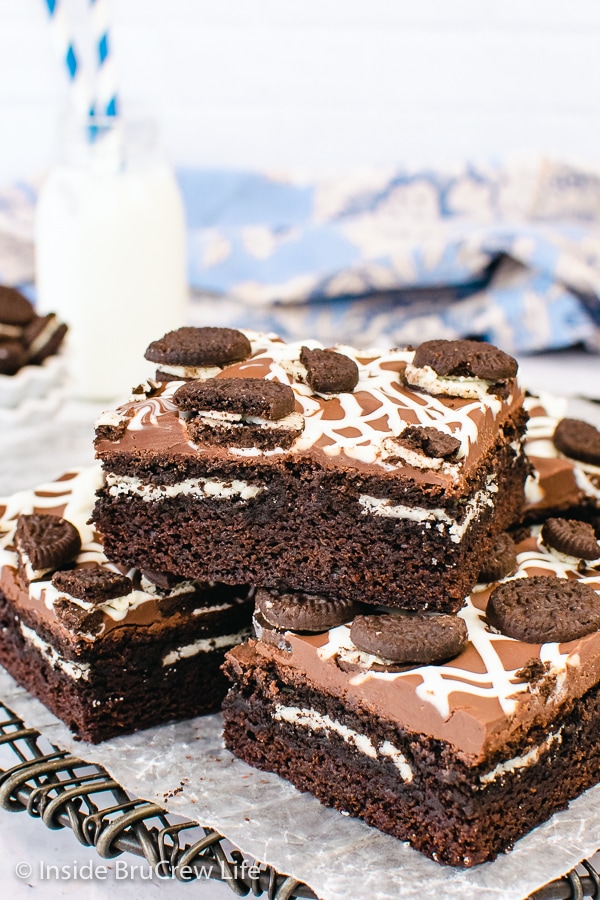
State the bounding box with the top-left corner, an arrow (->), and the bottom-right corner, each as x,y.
3,159 -> 600,354
180,159 -> 600,354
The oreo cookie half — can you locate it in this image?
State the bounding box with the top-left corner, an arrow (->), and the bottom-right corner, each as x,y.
299,346 -> 359,394
145,327 -> 252,368
174,377 -> 295,420
52,565 -> 133,603
541,518 -> 600,561
477,533 -> 518,583
256,588 -> 360,633
487,575 -> 600,643
350,612 -> 468,665
175,377 -> 303,449
23,314 -> 68,365
15,514 -> 82,577
553,418 -> 600,467
411,339 -> 518,381
394,426 -> 461,460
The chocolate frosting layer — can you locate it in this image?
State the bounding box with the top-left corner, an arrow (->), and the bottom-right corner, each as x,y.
243,527 -> 600,765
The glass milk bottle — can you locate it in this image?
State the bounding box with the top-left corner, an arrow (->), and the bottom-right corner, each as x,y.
35,117 -> 188,401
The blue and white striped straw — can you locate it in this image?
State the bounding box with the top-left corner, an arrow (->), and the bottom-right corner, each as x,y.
42,0 -> 93,118
90,0 -> 118,118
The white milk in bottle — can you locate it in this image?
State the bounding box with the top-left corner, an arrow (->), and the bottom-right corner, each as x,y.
35,118 -> 188,401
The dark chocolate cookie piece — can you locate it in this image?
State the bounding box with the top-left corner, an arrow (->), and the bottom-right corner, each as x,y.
350,612 -> 468,664
477,533 -> 518,582
396,425 -> 461,460
145,327 -> 252,367
487,575 -> 600,643
412,339 -> 518,381
0,340 -> 27,375
52,565 -> 133,603
0,286 -> 35,326
299,346 -> 359,394
174,377 -> 295,420
15,514 -> 81,573
541,517 -> 600,560
256,588 -> 360,632
553,417 -> 600,466
53,598 -> 105,636
23,313 -> 68,364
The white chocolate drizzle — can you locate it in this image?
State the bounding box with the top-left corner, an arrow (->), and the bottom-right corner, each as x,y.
108,332 -> 522,476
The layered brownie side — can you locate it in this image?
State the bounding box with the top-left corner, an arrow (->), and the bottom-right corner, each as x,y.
223,523 -> 600,866
223,644 -> 600,868
0,468 -> 253,742
93,334 -> 528,612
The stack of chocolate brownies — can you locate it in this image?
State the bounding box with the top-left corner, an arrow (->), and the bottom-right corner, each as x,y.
4,323 -> 600,869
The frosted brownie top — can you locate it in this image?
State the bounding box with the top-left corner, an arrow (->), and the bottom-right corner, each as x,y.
94,331 -> 525,490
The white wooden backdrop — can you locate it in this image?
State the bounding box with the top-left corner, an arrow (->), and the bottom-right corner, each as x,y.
1,0 -> 600,182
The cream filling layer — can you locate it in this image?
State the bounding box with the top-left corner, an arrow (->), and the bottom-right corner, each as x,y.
358,479 -> 497,543
0,323 -> 22,339
479,729 -> 563,785
19,622 -> 91,681
161,628 -> 251,666
404,363 -> 503,406
272,703 -> 414,782
189,409 -> 305,433
106,473 -> 263,502
27,316 -> 62,358
158,363 -> 222,379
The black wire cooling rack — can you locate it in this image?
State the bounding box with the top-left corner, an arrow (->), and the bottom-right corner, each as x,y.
0,697 -> 597,900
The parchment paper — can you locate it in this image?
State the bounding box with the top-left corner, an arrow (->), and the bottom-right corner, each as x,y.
0,664 -> 597,900
1,390 -> 600,899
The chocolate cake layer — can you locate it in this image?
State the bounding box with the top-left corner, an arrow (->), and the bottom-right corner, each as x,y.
223,525 -> 600,865
93,334 -> 528,612
0,468 -> 253,742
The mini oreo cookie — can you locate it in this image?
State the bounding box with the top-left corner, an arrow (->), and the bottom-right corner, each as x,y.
0,286 -> 35,326
350,612 -> 468,664
52,565 -> 133,603
145,327 -> 252,368
23,313 -> 68,364
299,346 -> 359,394
396,426 -> 461,460
487,575 -> 600,643
256,588 -> 360,632
477,533 -> 518,582
541,518 -> 600,561
15,514 -> 81,573
0,340 -> 27,375
553,418 -> 600,466
412,339 -> 517,381
174,377 -> 296,420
